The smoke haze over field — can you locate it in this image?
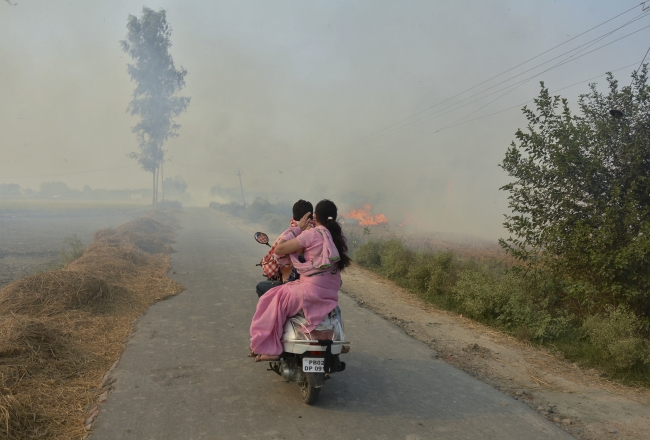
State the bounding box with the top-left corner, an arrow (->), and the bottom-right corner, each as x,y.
1,0 -> 648,238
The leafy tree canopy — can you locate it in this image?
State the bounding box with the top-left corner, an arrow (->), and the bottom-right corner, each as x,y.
121,6 -> 190,174
500,68 -> 650,317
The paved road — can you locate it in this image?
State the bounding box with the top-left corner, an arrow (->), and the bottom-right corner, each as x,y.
91,208 -> 571,440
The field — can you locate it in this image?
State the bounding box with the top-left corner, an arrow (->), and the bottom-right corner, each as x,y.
0,201 -> 148,287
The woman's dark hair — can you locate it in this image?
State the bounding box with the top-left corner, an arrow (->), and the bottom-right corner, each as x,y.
292,199 -> 313,221
314,199 -> 351,271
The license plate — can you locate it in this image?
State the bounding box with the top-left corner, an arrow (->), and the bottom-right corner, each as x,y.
302,358 -> 324,372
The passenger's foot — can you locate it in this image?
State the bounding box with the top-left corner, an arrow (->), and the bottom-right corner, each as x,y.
247,348 -> 257,358
341,345 -> 350,354
254,354 -> 280,362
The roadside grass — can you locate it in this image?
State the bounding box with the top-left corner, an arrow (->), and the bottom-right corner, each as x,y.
0,209 -> 185,439
354,238 -> 650,387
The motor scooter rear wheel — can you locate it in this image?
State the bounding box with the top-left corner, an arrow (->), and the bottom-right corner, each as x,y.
299,377 -> 320,405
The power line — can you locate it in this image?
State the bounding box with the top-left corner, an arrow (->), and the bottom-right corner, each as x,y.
334,20 -> 650,152
321,60 -> 646,175
432,24 -> 650,132
336,9 -> 650,151
630,44 -> 650,85
330,3 -> 650,153
436,61 -> 643,133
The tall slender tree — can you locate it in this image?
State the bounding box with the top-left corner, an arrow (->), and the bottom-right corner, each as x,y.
121,6 -> 190,207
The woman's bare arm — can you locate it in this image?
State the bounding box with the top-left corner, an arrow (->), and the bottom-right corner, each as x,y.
275,237 -> 301,256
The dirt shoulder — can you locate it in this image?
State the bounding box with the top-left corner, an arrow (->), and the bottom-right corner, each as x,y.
211,207 -> 650,439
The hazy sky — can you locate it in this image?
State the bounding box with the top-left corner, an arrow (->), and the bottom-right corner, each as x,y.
1,0 -> 648,237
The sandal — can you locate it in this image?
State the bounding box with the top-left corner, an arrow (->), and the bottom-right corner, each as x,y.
254,354 -> 280,362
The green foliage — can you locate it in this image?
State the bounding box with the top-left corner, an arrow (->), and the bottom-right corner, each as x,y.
354,238 -> 649,383
121,7 -> 190,206
582,305 -> 649,372
60,234 -> 84,265
353,240 -> 383,268
500,69 -> 650,320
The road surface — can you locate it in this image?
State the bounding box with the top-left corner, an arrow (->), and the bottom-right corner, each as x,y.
91,208 -> 571,440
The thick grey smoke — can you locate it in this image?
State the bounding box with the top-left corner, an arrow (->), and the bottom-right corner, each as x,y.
1,0 -> 646,238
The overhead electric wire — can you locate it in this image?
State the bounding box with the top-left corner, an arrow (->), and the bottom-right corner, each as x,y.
327,2 -> 649,153
432,23 -> 650,133
331,18 -> 650,154
436,61 -> 643,133
336,10 -> 650,151
630,44 -> 650,86
320,59 -> 648,177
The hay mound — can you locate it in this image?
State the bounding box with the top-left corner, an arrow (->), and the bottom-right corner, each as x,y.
70,241 -> 149,280
0,394 -> 45,440
0,314 -> 65,359
0,271 -> 116,315
0,209 -> 185,439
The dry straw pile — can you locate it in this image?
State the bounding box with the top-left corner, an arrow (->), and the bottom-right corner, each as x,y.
0,210 -> 185,439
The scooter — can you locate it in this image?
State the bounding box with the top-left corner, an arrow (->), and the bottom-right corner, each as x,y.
254,232 -> 348,405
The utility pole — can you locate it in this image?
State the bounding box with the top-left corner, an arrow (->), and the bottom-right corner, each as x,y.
236,169 -> 246,207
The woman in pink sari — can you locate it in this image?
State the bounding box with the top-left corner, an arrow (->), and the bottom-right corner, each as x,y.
249,199 -> 351,361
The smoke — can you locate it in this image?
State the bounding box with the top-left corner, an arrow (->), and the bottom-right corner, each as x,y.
0,0 -> 644,239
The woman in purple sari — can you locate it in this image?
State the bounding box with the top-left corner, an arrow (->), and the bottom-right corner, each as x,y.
249,199 -> 351,361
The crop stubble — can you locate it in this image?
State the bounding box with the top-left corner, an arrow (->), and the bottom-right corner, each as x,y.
0,209 -> 185,439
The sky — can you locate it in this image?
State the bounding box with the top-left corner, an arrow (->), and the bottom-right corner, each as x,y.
1,0 -> 649,238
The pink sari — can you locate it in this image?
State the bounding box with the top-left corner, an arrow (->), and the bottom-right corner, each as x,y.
249,226 -> 341,356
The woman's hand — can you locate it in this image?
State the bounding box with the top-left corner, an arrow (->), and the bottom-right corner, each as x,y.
298,212 -> 312,231
274,237 -> 301,256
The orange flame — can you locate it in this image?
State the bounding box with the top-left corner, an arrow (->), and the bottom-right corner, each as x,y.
344,204 -> 388,226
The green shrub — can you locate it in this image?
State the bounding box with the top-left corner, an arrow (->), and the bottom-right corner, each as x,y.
354,240 -> 383,268
353,237 -> 649,384
452,268 -> 503,319
61,234 -> 84,264
582,305 -> 649,371
378,239 -> 412,280
406,251 -> 454,296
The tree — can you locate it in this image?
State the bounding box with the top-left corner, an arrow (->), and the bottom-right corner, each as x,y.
500,68 -> 650,318
121,6 -> 190,208
163,175 -> 188,196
